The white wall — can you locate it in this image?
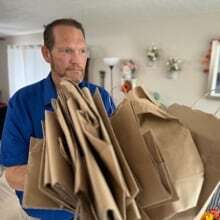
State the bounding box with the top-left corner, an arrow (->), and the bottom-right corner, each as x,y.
1,12 -> 220,114
0,41 -> 9,102
87,13 -> 220,115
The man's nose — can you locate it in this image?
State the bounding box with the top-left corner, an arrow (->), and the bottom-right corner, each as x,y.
70,51 -> 82,63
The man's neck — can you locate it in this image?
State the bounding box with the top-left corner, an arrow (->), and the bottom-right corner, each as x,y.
51,72 -> 82,89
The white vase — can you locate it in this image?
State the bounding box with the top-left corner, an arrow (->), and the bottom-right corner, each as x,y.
167,71 -> 179,79
123,72 -> 133,80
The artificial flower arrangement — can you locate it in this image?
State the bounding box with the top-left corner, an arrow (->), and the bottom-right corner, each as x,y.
121,80 -> 133,93
146,45 -> 160,62
119,59 -> 138,94
119,59 -> 138,78
166,57 -> 182,73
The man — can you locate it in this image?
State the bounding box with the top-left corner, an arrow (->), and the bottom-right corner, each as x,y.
0,18 -> 115,220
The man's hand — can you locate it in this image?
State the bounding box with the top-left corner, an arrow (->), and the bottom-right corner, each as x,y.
5,165 -> 27,191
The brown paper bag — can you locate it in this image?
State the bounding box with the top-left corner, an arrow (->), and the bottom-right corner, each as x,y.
93,90 -> 141,220
74,193 -> 98,220
81,87 -> 130,193
126,88 -> 204,219
126,200 -> 141,220
44,111 -> 77,207
38,135 -> 74,211
60,80 -> 98,123
168,103 -> 220,211
93,91 -> 139,204
23,137 -> 60,209
61,82 -> 132,219
111,99 -> 177,210
53,92 -> 87,195
142,130 -> 178,209
52,98 -> 77,166
67,96 -> 122,220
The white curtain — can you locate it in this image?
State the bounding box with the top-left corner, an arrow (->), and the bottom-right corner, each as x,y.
7,45 -> 50,97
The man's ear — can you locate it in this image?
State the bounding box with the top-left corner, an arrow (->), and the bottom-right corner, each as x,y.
41,46 -> 51,63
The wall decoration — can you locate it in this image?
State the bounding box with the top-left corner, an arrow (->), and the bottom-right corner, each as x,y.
166,57 -> 183,79
119,59 -> 138,79
146,45 -> 160,66
145,45 -> 184,80
119,59 -> 138,94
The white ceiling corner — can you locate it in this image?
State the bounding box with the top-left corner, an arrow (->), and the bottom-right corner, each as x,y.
0,0 -> 220,37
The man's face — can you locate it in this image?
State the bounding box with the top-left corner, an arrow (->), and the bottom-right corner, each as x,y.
43,25 -> 87,84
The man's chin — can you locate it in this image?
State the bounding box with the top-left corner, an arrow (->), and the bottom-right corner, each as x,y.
65,74 -> 84,84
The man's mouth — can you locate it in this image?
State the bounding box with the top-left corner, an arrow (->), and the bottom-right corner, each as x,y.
67,68 -> 83,72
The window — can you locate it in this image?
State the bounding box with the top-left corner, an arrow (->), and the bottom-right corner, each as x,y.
7,45 -> 50,96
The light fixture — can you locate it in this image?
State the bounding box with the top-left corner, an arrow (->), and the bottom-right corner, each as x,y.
103,57 -> 119,97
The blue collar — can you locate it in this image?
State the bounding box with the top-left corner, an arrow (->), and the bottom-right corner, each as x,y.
42,73 -> 57,106
42,74 -> 88,106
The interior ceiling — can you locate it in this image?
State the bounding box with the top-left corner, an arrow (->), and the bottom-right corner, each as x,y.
0,0 -> 220,37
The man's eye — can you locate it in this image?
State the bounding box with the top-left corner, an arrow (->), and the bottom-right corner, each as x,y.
80,49 -> 86,54
64,48 -> 72,54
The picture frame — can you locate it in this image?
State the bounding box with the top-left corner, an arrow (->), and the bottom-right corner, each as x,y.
207,40 -> 220,98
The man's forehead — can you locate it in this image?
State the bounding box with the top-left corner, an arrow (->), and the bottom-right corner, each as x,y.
53,25 -> 85,40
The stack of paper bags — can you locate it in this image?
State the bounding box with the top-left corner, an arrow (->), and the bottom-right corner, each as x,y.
23,80 -> 140,220
23,83 -> 204,219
